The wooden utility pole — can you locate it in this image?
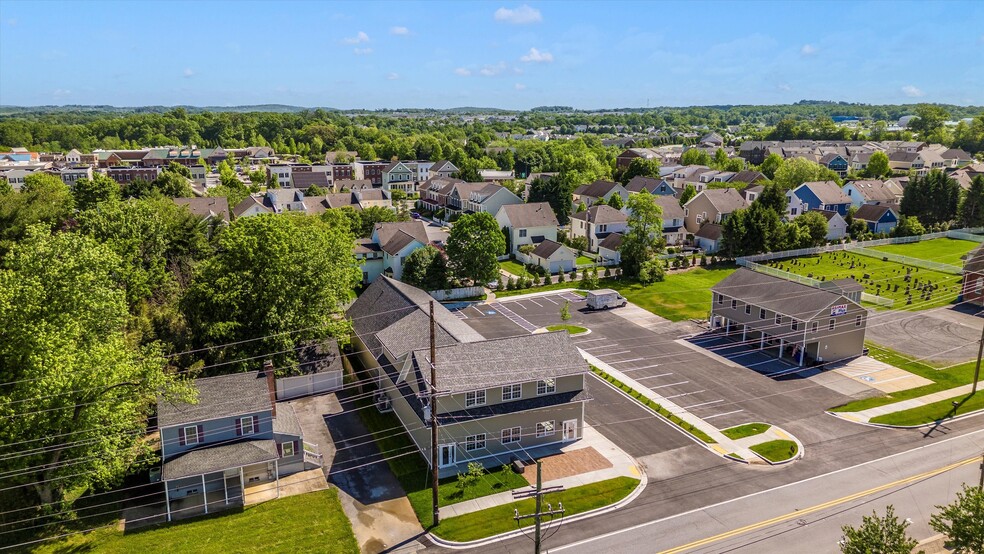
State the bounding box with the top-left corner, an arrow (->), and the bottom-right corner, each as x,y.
430,301 -> 440,526
978,452 -> 983,490
514,461 -> 566,554
972,321 -> 984,395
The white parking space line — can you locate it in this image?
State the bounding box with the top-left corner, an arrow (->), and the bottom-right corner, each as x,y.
634,373 -> 673,381
529,299 -> 543,307
574,337 -> 605,344
630,363 -> 661,370
512,302 -> 528,310
650,381 -> 689,389
683,399 -> 725,409
596,350 -> 631,357
664,390 -> 706,400
582,344 -> 622,351
541,296 -> 558,305
488,302 -> 539,333
559,292 -> 584,302
452,310 -> 468,320
703,409 -> 744,420
607,357 -> 645,364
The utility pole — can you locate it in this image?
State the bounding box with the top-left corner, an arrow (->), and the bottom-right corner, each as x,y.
972,321 -> 984,395
978,451 -> 983,490
514,461 -> 566,554
430,301 -> 440,526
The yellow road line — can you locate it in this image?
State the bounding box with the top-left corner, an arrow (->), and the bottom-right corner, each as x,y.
658,456 -> 978,554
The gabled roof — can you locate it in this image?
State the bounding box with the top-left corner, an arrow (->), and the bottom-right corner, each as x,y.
295,338 -> 343,376
573,179 -> 622,199
384,160 -> 412,173
157,371 -> 272,429
498,202 -> 558,228
729,170 -> 766,184
531,239 -> 570,259
695,223 -> 723,240
374,221 -> 429,255
713,268 -> 861,321
173,197 -> 230,222
569,204 -> 627,225
941,148 -> 972,161
846,180 -> 901,203
597,232 -> 623,251
625,176 -> 664,193
301,196 -> 330,215
689,188 -> 748,214
653,195 -> 685,220
795,181 -> 851,205
335,178 -> 374,190
430,160 -> 457,173
815,209 -> 843,222
232,195 -> 272,218
410,331 -> 587,395
324,192 -> 359,210
853,203 -> 896,222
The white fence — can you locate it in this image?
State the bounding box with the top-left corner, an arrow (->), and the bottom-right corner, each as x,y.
276,371 -> 342,400
742,260 -> 894,307
428,286 -> 485,301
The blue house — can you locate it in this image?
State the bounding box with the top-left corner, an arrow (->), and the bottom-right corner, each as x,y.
786,181 -> 853,217
625,175 -> 678,196
820,153 -> 849,178
853,204 -> 899,234
157,368 -> 316,521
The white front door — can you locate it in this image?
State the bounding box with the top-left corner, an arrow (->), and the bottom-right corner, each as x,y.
562,420 -> 578,442
439,444 -> 456,468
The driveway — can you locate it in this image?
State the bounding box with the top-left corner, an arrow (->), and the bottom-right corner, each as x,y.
864,305 -> 982,364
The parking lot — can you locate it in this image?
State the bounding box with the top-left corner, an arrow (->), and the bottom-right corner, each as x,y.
460,292 -> 864,446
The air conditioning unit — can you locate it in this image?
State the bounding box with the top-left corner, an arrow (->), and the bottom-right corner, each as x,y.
375,393 -> 392,413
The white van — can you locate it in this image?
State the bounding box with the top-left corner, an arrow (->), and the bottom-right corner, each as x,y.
585,289 -> 627,310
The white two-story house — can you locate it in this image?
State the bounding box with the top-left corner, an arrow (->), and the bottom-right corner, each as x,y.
495,202 -> 559,256
569,205 -> 628,252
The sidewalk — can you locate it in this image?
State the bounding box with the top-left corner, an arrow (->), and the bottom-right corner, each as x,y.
837,382 -> 978,423
437,424 -> 640,519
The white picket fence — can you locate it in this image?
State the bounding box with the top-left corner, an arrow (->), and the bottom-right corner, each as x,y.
428,286 -> 484,301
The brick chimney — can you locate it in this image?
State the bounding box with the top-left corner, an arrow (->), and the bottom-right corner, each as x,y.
262,360 -> 277,416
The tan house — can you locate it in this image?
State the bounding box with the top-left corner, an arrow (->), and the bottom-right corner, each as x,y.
683,188 -> 748,233
496,202 -> 559,255
569,205 -> 628,252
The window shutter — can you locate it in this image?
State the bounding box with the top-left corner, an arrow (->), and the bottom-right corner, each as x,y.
294,441 -> 299,456
253,415 -> 259,432
178,427 -> 186,446
197,425 -> 204,444
276,442 -> 282,457
235,419 -> 242,437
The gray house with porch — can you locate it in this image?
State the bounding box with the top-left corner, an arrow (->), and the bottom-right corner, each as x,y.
157,369 -> 314,521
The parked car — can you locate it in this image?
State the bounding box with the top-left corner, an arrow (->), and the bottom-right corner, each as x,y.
585,289 -> 627,310
411,211 -> 421,219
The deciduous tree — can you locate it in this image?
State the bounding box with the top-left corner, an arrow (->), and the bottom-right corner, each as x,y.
958,175 -> 984,228
401,245 -> 451,291
445,212 -> 506,285
619,191 -> 665,279
929,484 -> 984,554
863,151 -> 891,178
839,506 -> 917,554
72,173 -> 120,211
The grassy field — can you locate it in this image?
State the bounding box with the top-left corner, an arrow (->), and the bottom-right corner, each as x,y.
750,440 -> 799,463
547,324 -> 588,335
721,423 -> 771,440
432,477 -> 639,542
499,260 -> 530,277
763,251 -> 962,311
576,256 -> 594,265
870,238 -> 979,267
830,343 -> 979,413
32,489 -> 358,554
870,391 -> 984,426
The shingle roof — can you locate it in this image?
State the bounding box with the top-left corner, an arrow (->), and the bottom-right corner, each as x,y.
625,176 -> 663,193
158,372 -> 272,429
498,202 -> 558,228
569,204 -> 627,225
847,180 -> 900,203
798,181 -> 851,205
573,179 -> 622,199
272,402 -> 302,436
853,203 -> 896,222
295,338 -> 343,375
712,268 -> 860,320
653,195 -> 685,220
324,193 -> 358,210
531,239 -> 568,259
172,197 -> 230,222
730,170 -> 766,184
694,188 -> 748,214
291,170 -> 331,190
430,160 -> 457,173
162,439 -> 278,480
815,209 -> 841,221
374,221 -> 429,255
597,232 -> 623,251
695,223 -> 723,240
335,179 -> 374,190
411,331 -> 587,395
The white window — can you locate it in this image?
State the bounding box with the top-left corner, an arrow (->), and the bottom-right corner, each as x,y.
465,433 -> 486,452
465,390 -> 486,407
829,319 -> 836,330
519,229 -> 527,238
811,321 -> 819,333
183,425 -> 200,446
856,315 -> 863,327
239,416 -> 255,436
976,278 -> 983,294
537,379 -> 556,395
281,441 -> 295,457
536,421 -> 555,438
791,208 -> 798,215
502,426 -> 522,444
502,384 -> 522,401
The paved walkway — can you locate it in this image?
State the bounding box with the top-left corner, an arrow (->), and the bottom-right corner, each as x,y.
437,425 -> 640,519
838,382 -> 978,423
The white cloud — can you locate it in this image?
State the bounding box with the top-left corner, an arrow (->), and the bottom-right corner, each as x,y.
494,4 -> 542,24
520,47 -> 553,63
515,83 -> 527,91
901,85 -> 924,98
353,47 -> 373,55
183,68 -> 195,78
479,62 -> 508,77
454,67 -> 472,76
53,89 -> 71,99
387,72 -> 400,80
390,26 -> 409,36
777,83 -> 792,92
800,44 -> 817,56
343,31 -> 370,44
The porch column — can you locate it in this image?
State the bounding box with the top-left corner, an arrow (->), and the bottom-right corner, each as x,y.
202,474 -> 208,514
224,472 -> 229,505
275,460 -> 280,499
742,325 -> 747,343
779,338 -> 784,359
760,334 -> 765,350
165,485 -> 172,522
239,467 -> 245,503
799,344 -> 806,367
725,319 -> 731,334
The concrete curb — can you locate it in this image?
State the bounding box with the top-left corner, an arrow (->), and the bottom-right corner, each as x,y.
825,406 -> 984,429
745,425 -> 804,466
425,468 -> 649,550
491,288 -> 583,302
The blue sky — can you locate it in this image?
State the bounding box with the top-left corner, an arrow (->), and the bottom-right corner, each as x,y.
1,0 -> 982,109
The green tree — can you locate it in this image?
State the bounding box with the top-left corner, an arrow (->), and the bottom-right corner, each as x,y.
608,193 -> 624,210
401,245 -> 451,291
759,153 -> 783,180
150,170 -> 195,198
529,174 -> 577,225
958,175 -> 984,228
908,104 -> 951,138
773,157 -> 838,190
620,157 -> 661,183
793,210 -> 829,247
678,184 -> 697,207
839,506 -> 918,554
892,215 -> 926,237
576,200 -> 588,214
183,215 -> 360,371
864,151 -> 891,178
681,148 -> 712,166
0,228 -> 184,511
72,173 -> 120,211
560,300 -> 571,321
929,484 -> 984,554
0,173 -> 74,255
900,170 -> 961,226
619,191 -> 665,279
445,212 -> 506,285
755,183 -> 788,213
305,184 -> 326,197
164,161 -> 192,178
357,205 -> 405,238
721,203 -> 782,257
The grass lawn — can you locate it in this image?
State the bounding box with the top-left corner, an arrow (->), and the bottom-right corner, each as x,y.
32,489 -> 358,554
495,281 -> 578,298
576,256 -> 595,266
762,251 -> 962,311
354,396 -> 528,529
829,343 -> 979,413
547,324 -> 588,335
870,238 -> 979,267
431,477 -> 639,542
750,440 -> 799,463
870,391 -> 984,426
721,423 -> 771,440
499,260 -> 530,277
